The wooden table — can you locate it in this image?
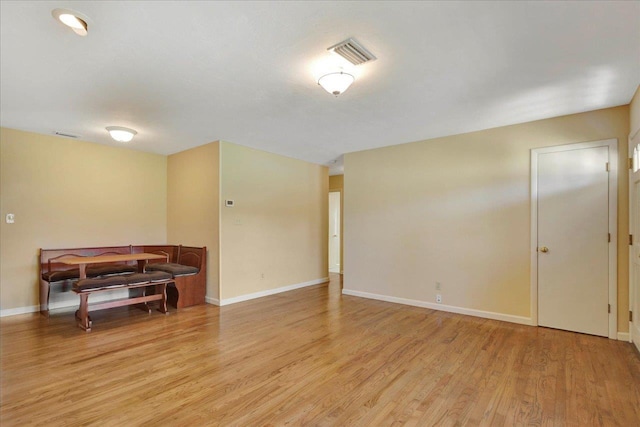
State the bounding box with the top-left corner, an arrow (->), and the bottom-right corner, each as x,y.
60,253 -> 167,278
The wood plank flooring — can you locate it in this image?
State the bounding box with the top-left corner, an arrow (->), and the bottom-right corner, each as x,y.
2,274 -> 639,426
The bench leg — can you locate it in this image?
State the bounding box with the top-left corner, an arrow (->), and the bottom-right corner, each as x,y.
76,293 -> 92,332
157,283 -> 168,314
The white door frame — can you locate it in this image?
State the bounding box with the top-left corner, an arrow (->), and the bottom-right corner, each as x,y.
530,139 -> 618,339
629,129 -> 640,348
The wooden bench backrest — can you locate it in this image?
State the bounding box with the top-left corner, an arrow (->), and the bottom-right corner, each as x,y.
177,245 -> 206,270
133,245 -> 178,264
40,246 -> 133,275
40,244 -> 205,275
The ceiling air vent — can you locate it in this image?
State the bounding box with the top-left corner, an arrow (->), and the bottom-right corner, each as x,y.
328,38 -> 376,66
54,131 -> 79,138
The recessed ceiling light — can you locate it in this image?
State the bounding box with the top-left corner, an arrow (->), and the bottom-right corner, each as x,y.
106,126 -> 137,143
52,8 -> 88,36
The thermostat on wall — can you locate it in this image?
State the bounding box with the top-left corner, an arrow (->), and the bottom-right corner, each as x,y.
225,200 -> 234,207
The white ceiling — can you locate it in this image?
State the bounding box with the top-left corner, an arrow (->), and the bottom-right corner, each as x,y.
1,1 -> 639,175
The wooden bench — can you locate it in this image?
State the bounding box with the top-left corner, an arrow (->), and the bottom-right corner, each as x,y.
74,271 -> 173,332
40,245 -> 207,315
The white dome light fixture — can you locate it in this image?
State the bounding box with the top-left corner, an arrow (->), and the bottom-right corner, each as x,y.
52,9 -> 88,36
106,126 -> 137,143
318,71 -> 355,97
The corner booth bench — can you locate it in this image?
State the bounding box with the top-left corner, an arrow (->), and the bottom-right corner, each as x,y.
39,245 -> 207,326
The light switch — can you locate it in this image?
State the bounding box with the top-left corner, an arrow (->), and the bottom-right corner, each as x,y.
6,213 -> 15,224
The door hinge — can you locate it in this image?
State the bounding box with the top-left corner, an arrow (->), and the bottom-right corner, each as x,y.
630,158 -> 634,170
631,234 -> 634,246
608,304 -> 611,314
608,233 -> 611,243
605,162 -> 609,172
631,311 -> 634,322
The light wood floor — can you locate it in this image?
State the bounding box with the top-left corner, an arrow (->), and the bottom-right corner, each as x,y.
2,275 -> 639,426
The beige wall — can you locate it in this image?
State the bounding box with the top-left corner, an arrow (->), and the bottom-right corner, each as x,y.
344,106 -> 630,332
219,142 -> 328,300
0,128 -> 167,311
0,130 -> 329,310
167,142 -> 220,300
329,175 -> 344,273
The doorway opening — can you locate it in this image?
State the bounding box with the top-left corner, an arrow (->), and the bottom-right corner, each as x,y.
329,191 -> 341,274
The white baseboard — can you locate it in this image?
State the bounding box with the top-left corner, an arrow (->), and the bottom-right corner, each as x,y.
205,297 -> 220,306
632,321 -> 640,352
342,289 -> 534,326
1,289 -> 133,317
0,280 -> 329,317
617,332 -> 630,342
219,277 -> 329,306
1,296 -> 90,317
1,300 -> 90,317
0,305 -> 40,317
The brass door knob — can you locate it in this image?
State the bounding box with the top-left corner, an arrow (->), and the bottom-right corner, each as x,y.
539,246 -> 549,253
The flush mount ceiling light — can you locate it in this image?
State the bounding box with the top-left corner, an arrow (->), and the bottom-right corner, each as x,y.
317,71 -> 355,97
106,126 -> 137,143
52,8 -> 88,36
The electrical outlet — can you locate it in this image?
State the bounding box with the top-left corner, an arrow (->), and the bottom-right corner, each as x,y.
435,281 -> 441,290
436,294 -> 442,303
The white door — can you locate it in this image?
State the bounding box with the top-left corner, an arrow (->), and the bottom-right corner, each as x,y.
329,191 -> 341,273
630,133 -> 640,351
534,141 -> 616,337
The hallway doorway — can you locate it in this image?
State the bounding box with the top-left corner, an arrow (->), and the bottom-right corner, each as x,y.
329,191 -> 341,273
